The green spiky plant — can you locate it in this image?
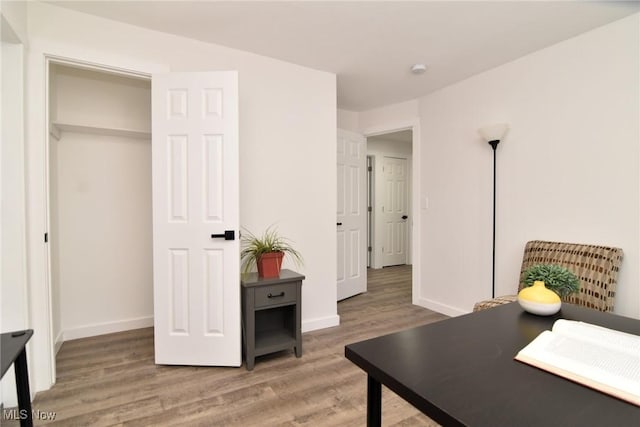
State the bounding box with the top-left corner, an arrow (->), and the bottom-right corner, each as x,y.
240,226 -> 303,274
522,264 -> 580,298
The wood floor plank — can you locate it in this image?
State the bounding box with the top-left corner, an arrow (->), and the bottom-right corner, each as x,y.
20,265 -> 447,426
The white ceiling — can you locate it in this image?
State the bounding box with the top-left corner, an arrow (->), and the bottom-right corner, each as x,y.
48,1 -> 640,112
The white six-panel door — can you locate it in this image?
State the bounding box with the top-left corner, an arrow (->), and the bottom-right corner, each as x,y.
382,156 -> 408,267
337,129 -> 367,300
152,72 -> 240,366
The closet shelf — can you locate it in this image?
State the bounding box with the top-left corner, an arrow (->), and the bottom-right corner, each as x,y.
50,121 -> 151,140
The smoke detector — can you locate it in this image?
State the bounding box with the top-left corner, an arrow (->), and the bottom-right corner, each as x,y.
411,64 -> 427,74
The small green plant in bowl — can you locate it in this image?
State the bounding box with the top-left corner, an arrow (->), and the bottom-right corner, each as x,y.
241,226 -> 303,277
522,264 -> 580,297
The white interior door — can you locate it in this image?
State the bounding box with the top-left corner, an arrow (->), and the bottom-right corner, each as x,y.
337,129 -> 367,300
382,156 -> 408,267
152,71 -> 240,366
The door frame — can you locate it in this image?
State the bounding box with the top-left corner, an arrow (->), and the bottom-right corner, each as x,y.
362,120 -> 420,305
46,54 -> 153,378
27,43 -> 166,394
366,155 -> 374,268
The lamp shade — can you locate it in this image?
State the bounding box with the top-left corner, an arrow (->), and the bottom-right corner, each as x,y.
478,123 -> 509,142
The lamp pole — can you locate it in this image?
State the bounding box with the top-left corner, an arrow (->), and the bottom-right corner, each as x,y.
479,122 -> 508,300
488,139 -> 500,298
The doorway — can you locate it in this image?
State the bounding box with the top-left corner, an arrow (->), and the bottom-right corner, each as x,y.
366,130 -> 413,269
48,62 -> 153,355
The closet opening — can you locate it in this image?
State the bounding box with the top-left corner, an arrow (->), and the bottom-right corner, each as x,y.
48,62 -> 153,361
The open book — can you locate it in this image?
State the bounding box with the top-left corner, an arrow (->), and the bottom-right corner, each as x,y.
515,319 -> 640,406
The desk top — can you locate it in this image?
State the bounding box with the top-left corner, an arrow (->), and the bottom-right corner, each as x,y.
240,269 -> 305,288
345,303 -> 640,427
1,330 -> 34,378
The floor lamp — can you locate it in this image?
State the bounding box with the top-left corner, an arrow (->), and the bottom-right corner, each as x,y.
478,123 -> 509,298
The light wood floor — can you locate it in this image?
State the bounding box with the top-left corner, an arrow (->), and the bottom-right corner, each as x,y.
22,266 -> 448,426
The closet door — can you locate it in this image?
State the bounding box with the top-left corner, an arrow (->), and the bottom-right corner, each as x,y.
152,72 -> 240,366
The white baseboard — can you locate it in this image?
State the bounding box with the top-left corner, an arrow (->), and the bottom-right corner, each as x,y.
62,316 -> 154,341
415,297 -> 469,317
54,330 -> 64,354
60,314 -> 338,342
61,314 -> 337,341
302,314 -> 340,333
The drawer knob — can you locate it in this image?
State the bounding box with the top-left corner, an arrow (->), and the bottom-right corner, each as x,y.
268,292 -> 285,298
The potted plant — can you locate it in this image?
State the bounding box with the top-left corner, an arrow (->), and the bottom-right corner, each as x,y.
522,264 -> 580,298
241,226 -> 303,278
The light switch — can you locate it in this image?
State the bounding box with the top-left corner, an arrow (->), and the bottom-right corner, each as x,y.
421,196 -> 429,210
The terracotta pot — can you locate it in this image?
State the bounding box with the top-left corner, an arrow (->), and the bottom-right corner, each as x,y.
257,252 -> 284,278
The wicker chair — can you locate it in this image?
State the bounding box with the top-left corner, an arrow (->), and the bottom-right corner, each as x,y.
473,240 -> 623,312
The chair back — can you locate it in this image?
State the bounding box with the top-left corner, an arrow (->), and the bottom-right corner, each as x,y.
518,240 -> 623,312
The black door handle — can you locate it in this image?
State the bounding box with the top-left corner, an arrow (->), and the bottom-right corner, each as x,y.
337,222 -> 343,226
211,230 -> 235,240
402,215 -> 408,220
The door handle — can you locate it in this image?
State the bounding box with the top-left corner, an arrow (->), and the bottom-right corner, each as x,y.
211,230 -> 235,240
337,222 -> 343,226
402,215 -> 408,220
268,292 -> 285,298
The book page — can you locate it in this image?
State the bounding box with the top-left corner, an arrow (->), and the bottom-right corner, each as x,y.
516,329 -> 640,406
551,319 -> 640,358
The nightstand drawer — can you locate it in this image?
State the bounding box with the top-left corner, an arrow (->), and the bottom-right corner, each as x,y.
254,283 -> 297,308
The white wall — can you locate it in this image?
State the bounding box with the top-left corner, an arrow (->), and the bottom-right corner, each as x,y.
51,65 -> 151,130
367,138 -> 412,156
53,132 -> 153,340
337,109 -> 359,133
1,39 -> 26,331
418,14 -> 640,318
24,1 -> 337,394
0,0 -> 28,43
1,12 -> 27,408
358,100 -> 419,135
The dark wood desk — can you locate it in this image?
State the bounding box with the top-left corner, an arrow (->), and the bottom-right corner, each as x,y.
345,303 -> 640,427
1,329 -> 34,427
